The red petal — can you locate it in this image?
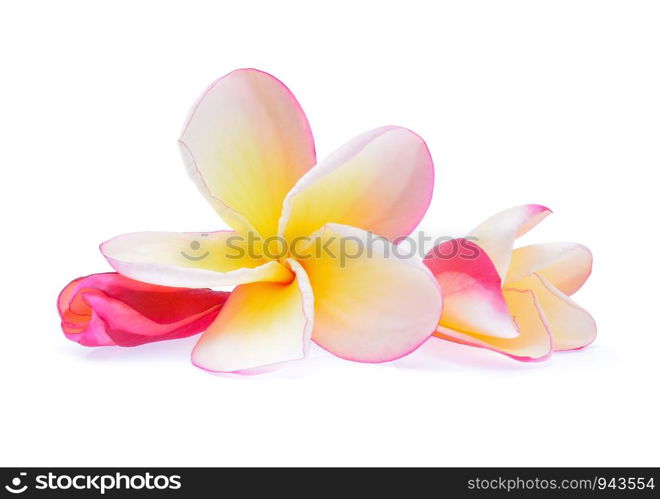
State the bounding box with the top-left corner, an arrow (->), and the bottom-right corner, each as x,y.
57,273 -> 229,346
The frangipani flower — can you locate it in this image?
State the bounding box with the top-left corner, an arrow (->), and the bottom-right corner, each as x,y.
98,69 -> 442,372
58,273 -> 229,346
424,204 -> 596,361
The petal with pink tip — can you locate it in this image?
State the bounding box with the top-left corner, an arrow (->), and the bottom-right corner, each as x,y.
101,230 -> 292,288
179,68 -> 316,238
298,224 -> 442,363
424,239 -> 519,338
468,204 -> 552,279
508,274 -> 597,351
58,273 -> 229,346
278,126 -> 434,242
505,242 -> 593,296
191,259 -> 313,373
435,287 -> 553,362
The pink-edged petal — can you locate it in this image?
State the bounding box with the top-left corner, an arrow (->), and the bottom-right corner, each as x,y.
278,126 -> 434,242
101,230 -> 292,288
508,273 -> 597,351
468,204 -> 552,279
58,273 -> 229,347
191,259 -> 313,373
424,239 -> 518,338
435,287 -> 553,362
298,224 -> 442,363
179,68 -> 316,238
505,242 -> 593,296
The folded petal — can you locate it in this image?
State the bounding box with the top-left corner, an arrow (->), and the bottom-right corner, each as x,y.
505,242 -> 593,296
191,259 -> 313,373
101,230 -> 292,288
58,273 -> 229,346
508,274 -> 597,351
278,126 -> 434,242
435,288 -> 553,362
298,224 -> 442,362
424,239 -> 518,338
179,68 -> 316,238
468,204 -> 552,279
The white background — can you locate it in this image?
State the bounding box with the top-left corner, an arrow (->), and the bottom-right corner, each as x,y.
1,0 -> 658,466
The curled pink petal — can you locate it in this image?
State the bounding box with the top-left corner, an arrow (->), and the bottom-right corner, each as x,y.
506,242 -> 593,296
468,204 -> 552,279
58,273 -> 229,347
424,239 -> 518,338
436,287 -> 554,362
507,273 -> 597,351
